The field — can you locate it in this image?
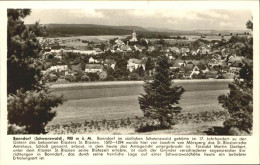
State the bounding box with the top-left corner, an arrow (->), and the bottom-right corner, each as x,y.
148,35 -> 232,43
48,80 -> 231,129
54,35 -> 128,43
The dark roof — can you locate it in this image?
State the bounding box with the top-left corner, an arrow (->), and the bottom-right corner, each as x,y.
185,63 -> 195,70
104,59 -> 116,64
120,45 -> 132,51
228,56 -> 244,63
93,48 -> 102,52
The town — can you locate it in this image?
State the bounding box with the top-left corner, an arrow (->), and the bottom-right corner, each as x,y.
7,7 -> 254,138
40,30 -> 250,83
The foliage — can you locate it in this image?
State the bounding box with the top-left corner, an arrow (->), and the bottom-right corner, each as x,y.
218,20 -> 253,134
81,75 -> 90,82
74,71 -> 84,82
138,55 -> 185,129
129,73 -> 142,80
113,58 -> 129,80
145,57 -> 155,72
65,74 -> 75,82
87,73 -> 100,81
8,9 -> 43,94
8,89 -> 62,134
7,9 -> 63,134
8,124 -> 27,134
246,19 -> 253,30
135,65 -> 145,77
48,73 -> 58,82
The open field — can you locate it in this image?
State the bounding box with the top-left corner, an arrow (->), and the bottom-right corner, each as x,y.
48,80 -> 231,126
45,35 -> 128,43
149,35 -> 233,43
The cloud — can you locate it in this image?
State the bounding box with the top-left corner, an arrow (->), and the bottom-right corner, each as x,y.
24,9 -> 251,30
128,9 -> 202,20
219,21 -> 232,27
69,9 -> 105,18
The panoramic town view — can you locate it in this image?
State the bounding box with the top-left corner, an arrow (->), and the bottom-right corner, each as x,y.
7,9 -> 253,135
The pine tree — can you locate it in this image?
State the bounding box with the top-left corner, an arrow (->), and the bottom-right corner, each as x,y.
113,58 -> 129,80
7,9 -> 63,134
138,55 -> 185,128
145,56 -> 155,72
218,20 -> 253,134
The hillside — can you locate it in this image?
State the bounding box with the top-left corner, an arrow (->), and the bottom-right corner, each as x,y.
44,24 -> 151,37
37,24 -> 196,37
33,23 -> 250,37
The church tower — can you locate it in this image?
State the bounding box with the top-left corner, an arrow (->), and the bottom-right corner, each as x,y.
130,30 -> 138,42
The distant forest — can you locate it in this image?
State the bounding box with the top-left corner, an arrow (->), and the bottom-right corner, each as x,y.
28,24 -> 250,38
44,25 -> 181,38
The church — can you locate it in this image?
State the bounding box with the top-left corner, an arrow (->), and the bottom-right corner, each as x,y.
130,30 -> 138,42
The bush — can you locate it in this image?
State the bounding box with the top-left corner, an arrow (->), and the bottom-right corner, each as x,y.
81,75 -> 90,82
48,74 -> 58,82
105,75 -> 114,81
8,124 -> 27,134
129,73 -> 142,80
87,73 -> 99,81
74,71 -> 84,82
65,75 -> 75,82
136,123 -> 170,133
218,20 -> 253,134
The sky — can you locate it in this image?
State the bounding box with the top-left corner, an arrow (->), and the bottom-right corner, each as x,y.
24,9 -> 252,31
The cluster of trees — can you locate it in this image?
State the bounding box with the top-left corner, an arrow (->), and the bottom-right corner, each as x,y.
218,20 -> 253,135
44,70 -> 100,83
105,57 -> 155,81
137,20 -> 253,134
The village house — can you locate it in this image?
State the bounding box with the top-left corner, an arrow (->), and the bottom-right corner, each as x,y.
227,56 -> 244,73
47,64 -> 68,72
181,47 -> 190,53
189,65 -> 200,78
103,59 -> 116,69
173,59 -> 185,68
114,39 -> 125,47
208,58 -> 220,67
169,47 -> 181,54
93,48 -> 103,53
172,61 -> 181,69
85,64 -> 103,73
201,47 -> 211,55
119,45 -> 132,52
89,57 -> 99,63
191,51 -> 197,56
227,56 -> 243,65
148,46 -> 155,52
127,58 -> 146,72
134,45 -> 143,52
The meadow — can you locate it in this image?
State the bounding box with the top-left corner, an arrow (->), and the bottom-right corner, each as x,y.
45,80 -> 231,134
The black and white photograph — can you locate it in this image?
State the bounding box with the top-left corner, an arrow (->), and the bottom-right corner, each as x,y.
6,7 -> 254,136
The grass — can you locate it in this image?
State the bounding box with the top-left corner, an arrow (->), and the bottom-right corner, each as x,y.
46,110 -> 228,135
48,35 -> 127,43
46,80 -> 230,134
